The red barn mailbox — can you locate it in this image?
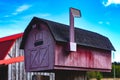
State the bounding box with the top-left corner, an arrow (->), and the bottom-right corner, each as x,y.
20,17 -> 115,72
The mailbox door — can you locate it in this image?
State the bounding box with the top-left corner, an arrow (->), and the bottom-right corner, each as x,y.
29,30 -> 49,68
24,23 -> 54,71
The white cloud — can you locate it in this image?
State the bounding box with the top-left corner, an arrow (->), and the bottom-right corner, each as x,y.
98,21 -> 110,25
3,4 -> 31,17
16,4 -> 30,12
103,0 -> 120,6
98,21 -> 103,24
12,12 -> 18,15
12,4 -> 31,15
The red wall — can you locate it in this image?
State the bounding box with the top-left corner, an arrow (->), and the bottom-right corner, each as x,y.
55,43 -> 111,72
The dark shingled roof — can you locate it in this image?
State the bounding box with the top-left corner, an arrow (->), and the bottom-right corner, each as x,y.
20,17 -> 115,51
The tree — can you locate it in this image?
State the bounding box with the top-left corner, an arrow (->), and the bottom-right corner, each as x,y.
102,62 -> 120,78
96,72 -> 103,80
87,71 -> 103,80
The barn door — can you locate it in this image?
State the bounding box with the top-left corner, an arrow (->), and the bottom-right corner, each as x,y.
25,23 -> 54,71
29,29 -> 49,69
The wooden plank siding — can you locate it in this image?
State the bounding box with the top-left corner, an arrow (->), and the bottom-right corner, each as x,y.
55,43 -> 111,71
8,37 -> 55,80
24,23 -> 55,72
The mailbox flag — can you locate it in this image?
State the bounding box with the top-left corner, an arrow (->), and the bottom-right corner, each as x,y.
69,8 -> 81,51
70,8 -> 81,17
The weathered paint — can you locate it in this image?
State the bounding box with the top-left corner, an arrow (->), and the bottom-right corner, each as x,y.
24,23 -> 55,72
23,22 -> 111,72
55,42 -> 111,72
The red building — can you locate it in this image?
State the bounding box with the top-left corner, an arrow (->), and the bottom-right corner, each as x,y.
20,17 -> 115,73
0,33 -> 23,80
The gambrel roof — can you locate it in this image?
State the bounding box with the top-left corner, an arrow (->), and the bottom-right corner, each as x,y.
20,17 -> 115,51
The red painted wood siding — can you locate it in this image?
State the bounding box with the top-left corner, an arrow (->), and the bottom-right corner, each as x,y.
55,43 -> 111,71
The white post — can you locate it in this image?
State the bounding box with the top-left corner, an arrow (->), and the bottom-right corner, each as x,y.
113,52 -> 116,80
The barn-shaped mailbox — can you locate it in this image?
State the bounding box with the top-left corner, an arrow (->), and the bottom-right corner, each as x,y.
20,17 -> 115,72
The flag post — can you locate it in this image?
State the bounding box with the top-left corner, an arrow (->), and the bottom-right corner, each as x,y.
69,8 -> 81,51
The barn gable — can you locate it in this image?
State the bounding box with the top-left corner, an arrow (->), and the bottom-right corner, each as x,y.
23,21 -> 55,71
20,17 -> 115,51
0,33 -> 24,80
0,33 -> 23,61
0,40 -> 15,60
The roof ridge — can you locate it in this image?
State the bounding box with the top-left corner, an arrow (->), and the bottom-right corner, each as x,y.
0,33 -> 23,42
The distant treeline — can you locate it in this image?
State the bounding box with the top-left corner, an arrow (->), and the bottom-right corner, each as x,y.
102,62 -> 120,78
87,62 -> 120,79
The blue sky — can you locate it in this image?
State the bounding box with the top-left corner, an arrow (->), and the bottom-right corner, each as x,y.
0,0 -> 120,62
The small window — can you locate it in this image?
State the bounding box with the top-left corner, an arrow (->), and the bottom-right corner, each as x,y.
34,40 -> 43,47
